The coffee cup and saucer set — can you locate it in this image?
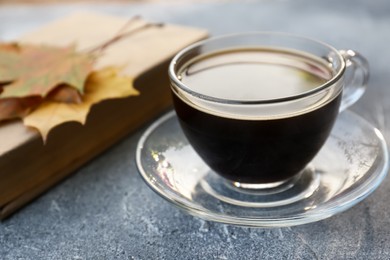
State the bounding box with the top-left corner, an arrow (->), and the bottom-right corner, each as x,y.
136,33 -> 389,227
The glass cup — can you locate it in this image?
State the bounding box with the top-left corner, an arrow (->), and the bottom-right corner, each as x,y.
168,32 -> 369,191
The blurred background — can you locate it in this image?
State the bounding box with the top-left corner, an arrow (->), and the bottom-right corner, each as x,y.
0,0 -> 221,3
0,0 -> 159,3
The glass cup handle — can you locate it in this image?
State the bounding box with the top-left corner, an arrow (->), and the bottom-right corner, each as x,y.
339,49 -> 370,111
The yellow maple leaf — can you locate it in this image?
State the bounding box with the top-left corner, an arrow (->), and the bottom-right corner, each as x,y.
23,67 -> 139,141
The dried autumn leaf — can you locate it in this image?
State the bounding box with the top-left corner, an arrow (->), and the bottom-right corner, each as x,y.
23,67 -> 139,140
46,85 -> 83,104
0,96 -> 42,121
0,84 -> 84,122
0,42 -> 19,53
0,43 -> 20,83
0,43 -> 95,98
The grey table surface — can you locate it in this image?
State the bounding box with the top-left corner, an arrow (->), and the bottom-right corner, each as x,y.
1,0 -> 390,259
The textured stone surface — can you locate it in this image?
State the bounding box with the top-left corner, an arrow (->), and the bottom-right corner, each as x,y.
0,1 -> 389,259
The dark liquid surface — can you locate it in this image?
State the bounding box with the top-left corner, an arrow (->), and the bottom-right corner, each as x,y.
173,49 -> 341,183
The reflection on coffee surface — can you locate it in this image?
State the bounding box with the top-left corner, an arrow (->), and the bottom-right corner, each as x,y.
173,48 -> 341,183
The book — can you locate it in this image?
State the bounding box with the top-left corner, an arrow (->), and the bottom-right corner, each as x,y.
0,12 -> 207,219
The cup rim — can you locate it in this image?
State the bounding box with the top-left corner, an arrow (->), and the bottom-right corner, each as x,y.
169,32 -> 346,105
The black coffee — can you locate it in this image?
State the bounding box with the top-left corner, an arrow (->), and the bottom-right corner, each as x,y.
172,48 -> 341,184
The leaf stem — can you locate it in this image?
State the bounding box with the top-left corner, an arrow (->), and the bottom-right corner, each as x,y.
85,17 -> 164,54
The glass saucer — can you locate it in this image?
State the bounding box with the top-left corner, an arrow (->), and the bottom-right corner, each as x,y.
136,110 -> 389,227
